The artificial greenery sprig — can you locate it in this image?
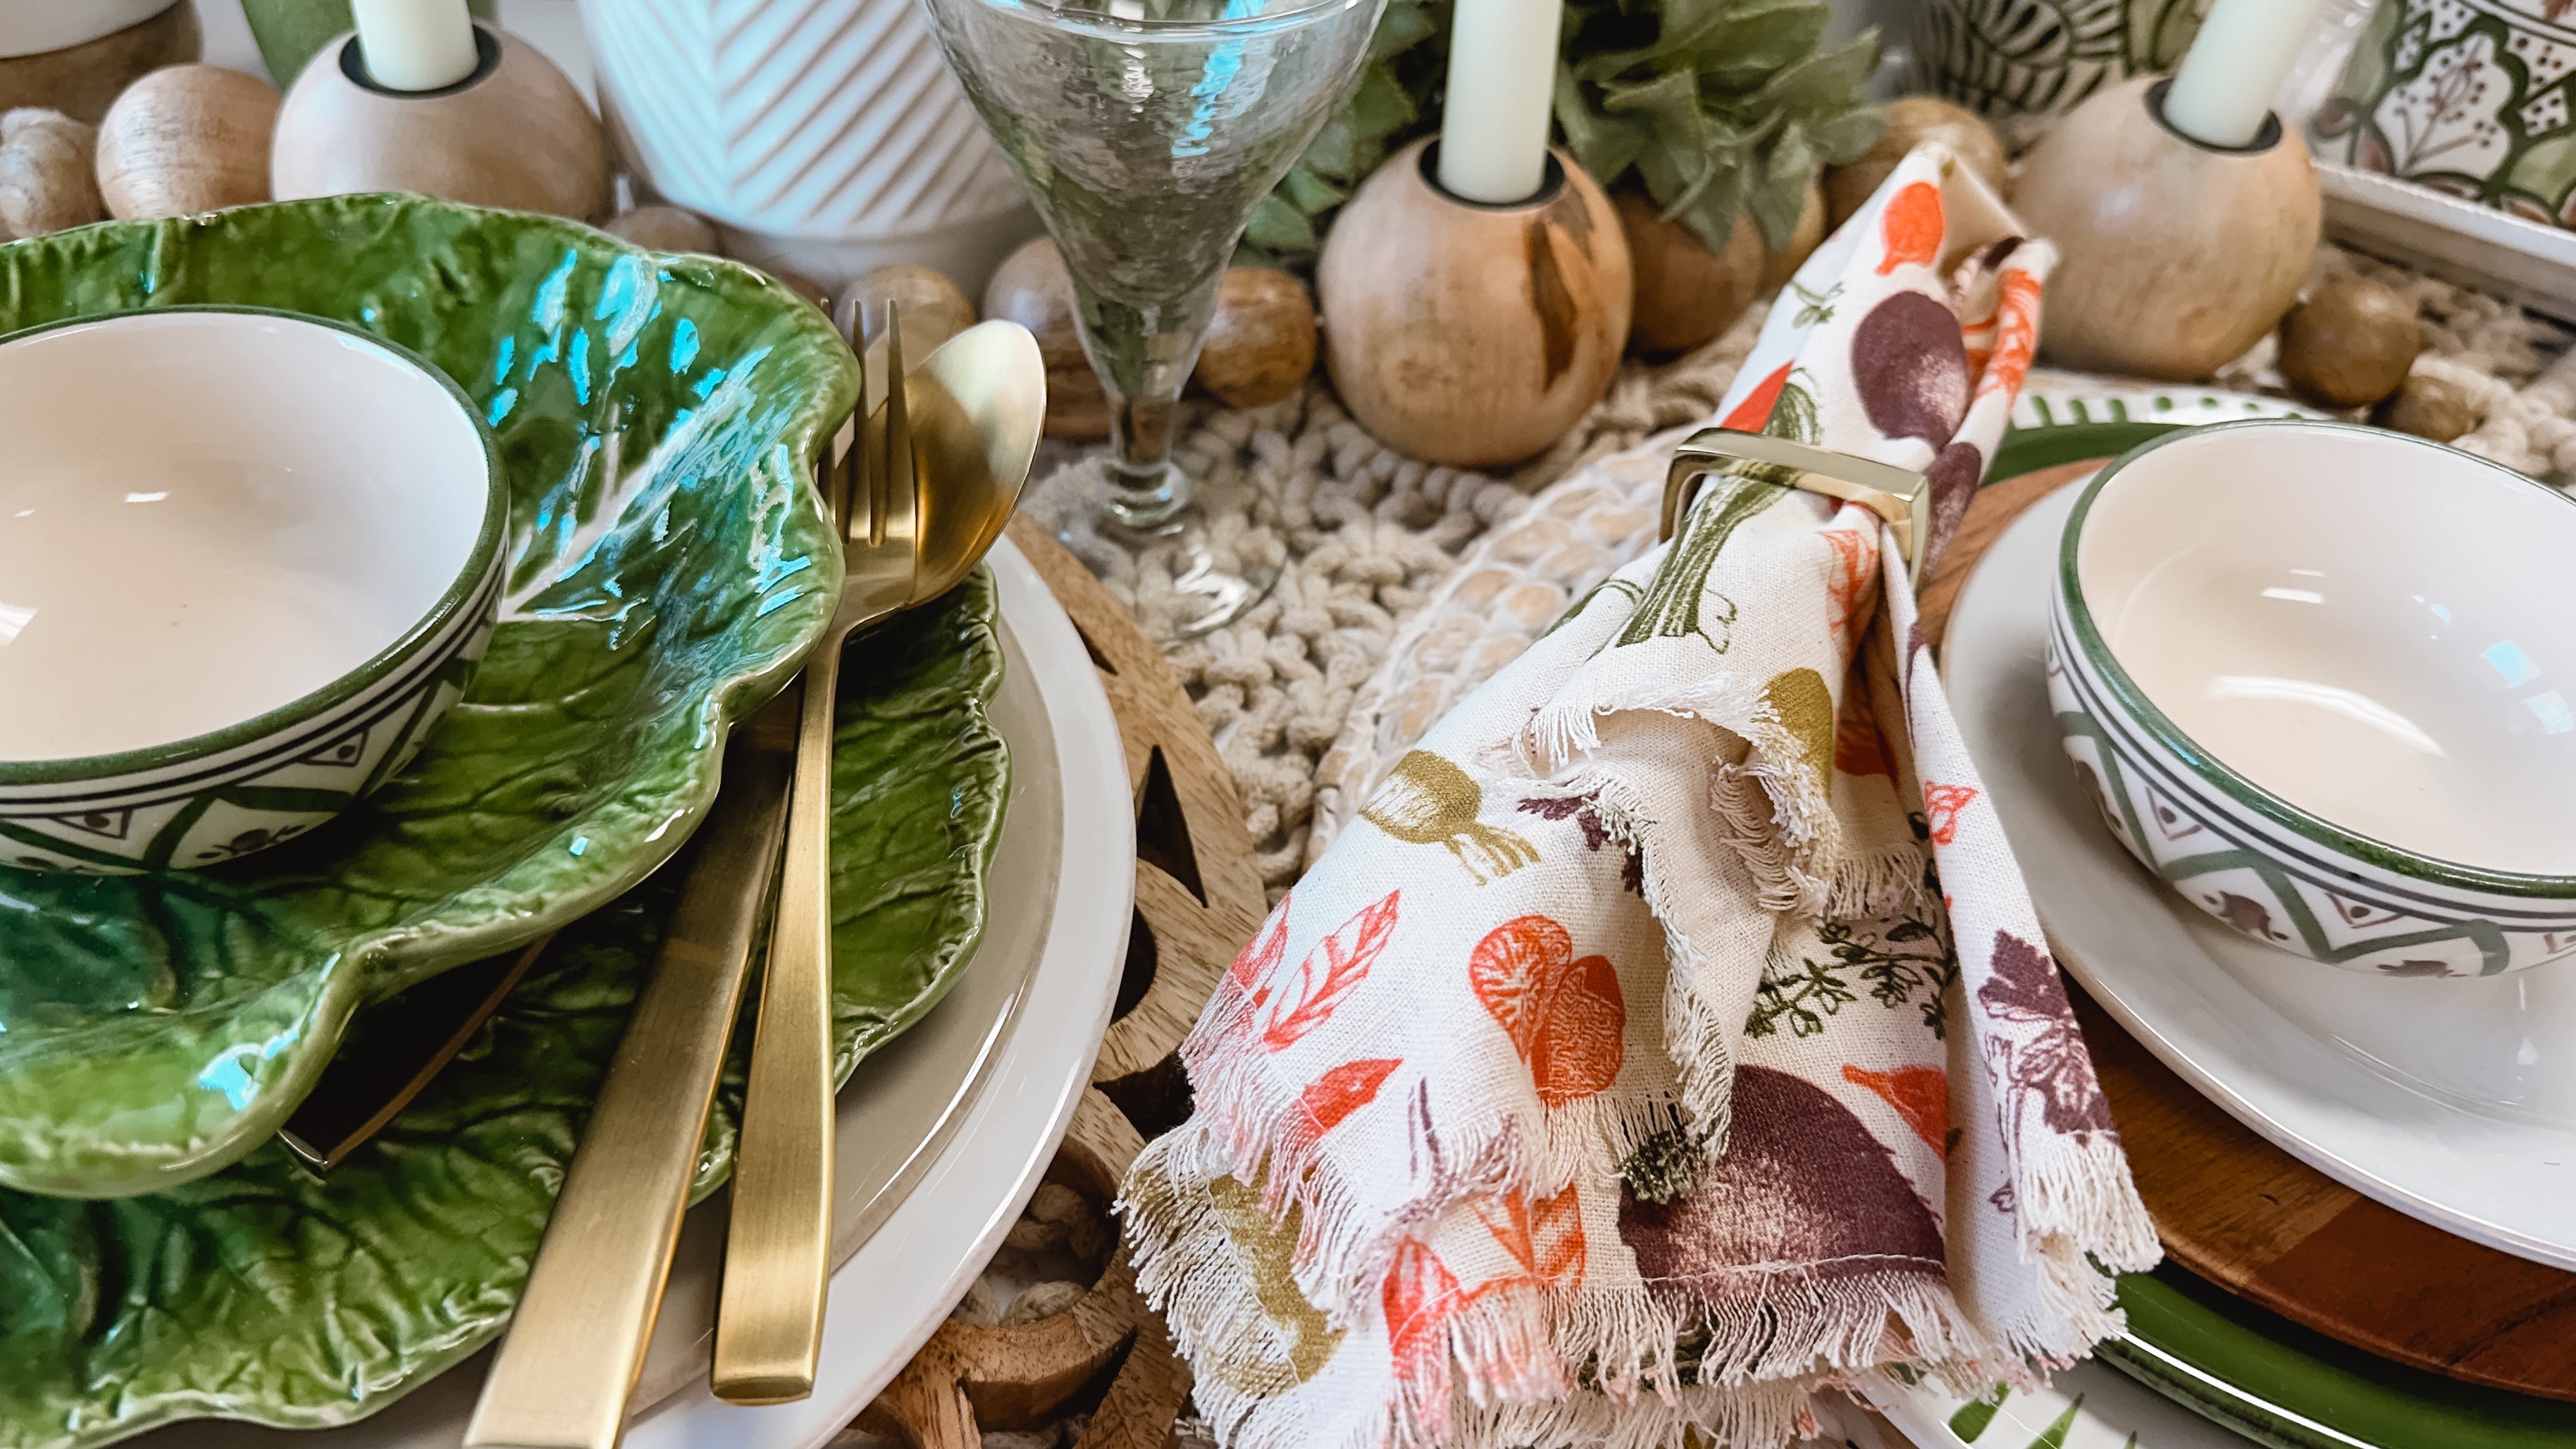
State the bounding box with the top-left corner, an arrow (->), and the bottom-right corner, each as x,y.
1246,0 -> 1882,261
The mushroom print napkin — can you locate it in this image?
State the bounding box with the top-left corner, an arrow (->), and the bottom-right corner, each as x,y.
1120,145 -> 2160,1449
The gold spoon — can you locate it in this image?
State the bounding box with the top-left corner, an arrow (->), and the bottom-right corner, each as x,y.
714,315 -> 1046,1406
463,318 -> 1045,1449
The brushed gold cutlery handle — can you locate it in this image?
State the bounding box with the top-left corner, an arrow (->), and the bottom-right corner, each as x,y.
714,657 -> 843,1403
464,732 -> 793,1449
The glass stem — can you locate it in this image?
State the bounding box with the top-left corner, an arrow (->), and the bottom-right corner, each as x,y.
1102,379 -> 1192,528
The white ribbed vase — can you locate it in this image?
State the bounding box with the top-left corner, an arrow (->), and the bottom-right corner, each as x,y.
578,0 -> 1038,293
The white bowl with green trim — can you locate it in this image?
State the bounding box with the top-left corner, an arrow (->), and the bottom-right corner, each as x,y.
0,306 -> 506,873
2049,418 -> 2576,977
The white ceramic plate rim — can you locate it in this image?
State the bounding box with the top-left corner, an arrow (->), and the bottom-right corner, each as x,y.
1945,480 -> 2576,1271
623,535 -> 1133,1449
123,535 -> 1133,1449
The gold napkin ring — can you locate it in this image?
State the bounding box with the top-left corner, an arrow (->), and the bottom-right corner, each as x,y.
1661,428 -> 1933,570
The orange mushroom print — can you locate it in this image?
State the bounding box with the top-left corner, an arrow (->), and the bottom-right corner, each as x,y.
1876,180 -> 1943,276
1468,915 -> 1626,1106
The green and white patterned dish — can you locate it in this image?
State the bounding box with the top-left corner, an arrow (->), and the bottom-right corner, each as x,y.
0,566 -> 1010,1449
0,194 -> 856,1201
0,307 -> 507,875
2052,419 -> 2576,975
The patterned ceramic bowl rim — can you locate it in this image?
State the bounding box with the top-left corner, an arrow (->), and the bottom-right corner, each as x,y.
0,303 -> 507,788
2057,416 -> 2576,900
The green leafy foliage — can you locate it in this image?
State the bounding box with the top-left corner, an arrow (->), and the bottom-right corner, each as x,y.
1251,0 -> 1881,260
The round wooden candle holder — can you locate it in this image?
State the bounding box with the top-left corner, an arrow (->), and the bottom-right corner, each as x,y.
2011,76 -> 2320,382
270,23 -> 606,220
1318,137 -> 1631,469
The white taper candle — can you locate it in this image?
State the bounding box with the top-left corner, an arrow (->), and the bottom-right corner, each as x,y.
2161,0 -> 2329,149
352,0 -> 481,92
1437,0 -> 1565,205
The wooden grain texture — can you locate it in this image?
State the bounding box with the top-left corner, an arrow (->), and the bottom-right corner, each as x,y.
2010,77 -> 2319,383
1933,459 -> 2576,1403
269,25 -> 605,220
862,521 -> 1275,1449
1318,137 -> 1631,468
0,3 -> 199,124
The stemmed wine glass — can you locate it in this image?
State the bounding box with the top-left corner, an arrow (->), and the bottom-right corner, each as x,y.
922,0 -> 1387,638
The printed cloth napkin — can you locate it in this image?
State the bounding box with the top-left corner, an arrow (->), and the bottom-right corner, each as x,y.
1119,146 -> 2160,1449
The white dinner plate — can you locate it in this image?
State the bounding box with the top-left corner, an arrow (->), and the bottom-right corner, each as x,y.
1943,480 -> 2576,1271
140,536 -> 1136,1449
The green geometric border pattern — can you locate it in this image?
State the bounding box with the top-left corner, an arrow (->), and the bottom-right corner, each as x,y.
2049,649 -> 2518,977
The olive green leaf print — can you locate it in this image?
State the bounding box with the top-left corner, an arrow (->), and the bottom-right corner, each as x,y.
1791,278 -> 1841,328
1361,751 -> 1539,883
1764,368 -> 1823,444
1614,471 -> 1784,648
1747,888 -> 1957,1040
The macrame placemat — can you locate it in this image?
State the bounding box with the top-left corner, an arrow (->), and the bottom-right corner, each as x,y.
842,242 -> 2570,1449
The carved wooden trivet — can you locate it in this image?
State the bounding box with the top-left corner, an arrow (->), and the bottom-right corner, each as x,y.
856,518 -> 1269,1449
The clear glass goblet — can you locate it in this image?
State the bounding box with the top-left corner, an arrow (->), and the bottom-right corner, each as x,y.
922,0 -> 1386,638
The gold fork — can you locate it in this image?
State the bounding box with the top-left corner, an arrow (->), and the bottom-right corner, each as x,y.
712,311 -> 917,1404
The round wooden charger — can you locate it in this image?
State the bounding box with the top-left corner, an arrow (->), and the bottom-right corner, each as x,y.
1922,460 -> 2576,1406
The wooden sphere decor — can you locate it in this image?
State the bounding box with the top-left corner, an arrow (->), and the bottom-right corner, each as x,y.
602,204 -> 721,255
2010,76 -> 2320,382
1319,137 -> 1631,468
0,109 -> 105,238
1329,139 -> 1628,468
1193,267 -> 1315,408
1760,178 -> 1827,292
838,262 -> 978,359
983,237 -> 1109,441
0,3 -> 200,125
1617,189 -> 1761,356
270,25 -> 606,220
1826,97 -> 2006,228
94,65 -> 279,219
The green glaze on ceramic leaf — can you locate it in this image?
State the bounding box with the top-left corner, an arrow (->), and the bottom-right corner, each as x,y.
0,572 -> 1006,1449
0,195 -> 857,1200
1948,1385 -> 2007,1441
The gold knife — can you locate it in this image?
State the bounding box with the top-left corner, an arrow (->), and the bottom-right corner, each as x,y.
463,695 -> 798,1449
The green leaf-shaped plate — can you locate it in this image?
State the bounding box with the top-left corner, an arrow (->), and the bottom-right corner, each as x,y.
0,195 -> 858,1200
0,571 -> 1010,1449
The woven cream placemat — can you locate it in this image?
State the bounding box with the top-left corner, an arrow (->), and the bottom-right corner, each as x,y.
853,242 -> 2569,1449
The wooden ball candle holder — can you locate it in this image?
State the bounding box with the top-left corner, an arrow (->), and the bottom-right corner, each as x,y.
270,23 -> 606,220
2010,75 -> 2320,382
1318,137 -> 1631,469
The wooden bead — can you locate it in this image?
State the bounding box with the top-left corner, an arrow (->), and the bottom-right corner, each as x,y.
1318,138 -> 1632,468
94,64 -> 278,219
2010,77 -> 2320,382
982,238 -> 1108,441
1826,97 -> 2007,228
0,2 -> 199,125
1761,179 -> 1828,292
1618,189 -> 1761,356
837,263 -> 977,359
2278,278 -> 2420,409
2374,373 -> 2475,442
1192,268 -> 1315,408
601,204 -> 720,255
0,109 -> 104,238
271,26 -> 606,220
757,263 -> 830,311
